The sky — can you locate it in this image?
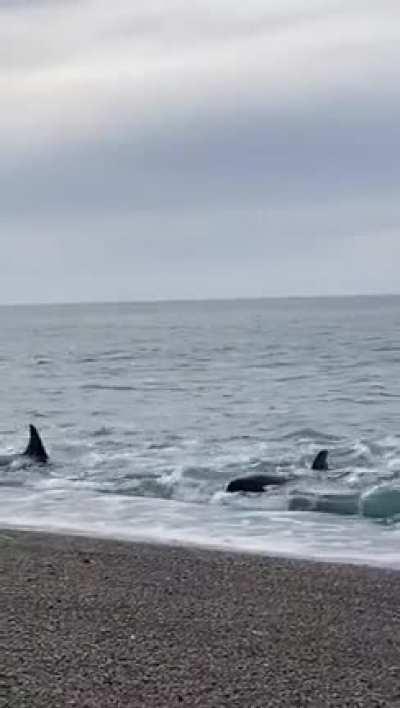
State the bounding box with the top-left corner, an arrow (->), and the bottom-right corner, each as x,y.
1,0 -> 399,304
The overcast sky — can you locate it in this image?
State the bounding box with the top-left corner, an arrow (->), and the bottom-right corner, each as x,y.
1,0 -> 399,304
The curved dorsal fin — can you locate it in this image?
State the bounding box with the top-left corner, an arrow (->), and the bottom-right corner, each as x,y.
23,424 -> 48,463
312,449 -> 328,471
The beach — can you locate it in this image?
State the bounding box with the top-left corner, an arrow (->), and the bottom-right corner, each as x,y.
1,532 -> 400,707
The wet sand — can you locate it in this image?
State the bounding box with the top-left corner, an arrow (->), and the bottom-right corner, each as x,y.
1,530 -> 400,707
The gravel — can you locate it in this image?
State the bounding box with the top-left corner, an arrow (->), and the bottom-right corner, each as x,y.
1,530 -> 400,707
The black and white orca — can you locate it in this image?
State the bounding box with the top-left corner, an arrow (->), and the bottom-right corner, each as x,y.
0,424 -> 48,466
226,450 -> 328,493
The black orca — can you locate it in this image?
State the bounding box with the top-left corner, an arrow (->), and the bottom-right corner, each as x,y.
0,424 -> 48,466
226,474 -> 288,493
226,450 -> 329,493
311,449 -> 328,471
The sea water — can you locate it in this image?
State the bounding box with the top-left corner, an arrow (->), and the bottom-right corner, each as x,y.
1,296 -> 400,568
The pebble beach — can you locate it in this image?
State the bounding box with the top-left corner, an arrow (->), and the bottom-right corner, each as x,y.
2,530 -> 400,707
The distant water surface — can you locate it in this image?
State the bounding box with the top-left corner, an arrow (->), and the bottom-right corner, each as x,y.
1,296 -> 400,567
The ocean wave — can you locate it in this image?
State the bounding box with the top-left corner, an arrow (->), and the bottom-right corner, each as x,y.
81,384 -> 137,391
278,428 -> 341,443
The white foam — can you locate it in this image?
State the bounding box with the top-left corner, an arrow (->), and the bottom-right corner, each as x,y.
2,486 -> 400,570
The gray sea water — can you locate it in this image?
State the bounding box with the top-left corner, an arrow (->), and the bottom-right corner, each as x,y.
1,296 -> 400,568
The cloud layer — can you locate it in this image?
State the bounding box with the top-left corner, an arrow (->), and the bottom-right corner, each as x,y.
1,0 -> 399,303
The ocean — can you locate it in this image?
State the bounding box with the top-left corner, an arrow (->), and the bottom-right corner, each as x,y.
1,296 -> 400,568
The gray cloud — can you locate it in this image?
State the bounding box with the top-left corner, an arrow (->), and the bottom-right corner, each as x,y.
0,1 -> 399,303
2,90 -> 399,215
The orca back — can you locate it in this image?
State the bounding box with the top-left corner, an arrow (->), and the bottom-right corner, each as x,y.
312,449 -> 328,471
226,474 -> 288,493
23,424 -> 48,463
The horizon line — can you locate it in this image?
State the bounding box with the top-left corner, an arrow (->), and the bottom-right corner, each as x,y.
0,291 -> 399,308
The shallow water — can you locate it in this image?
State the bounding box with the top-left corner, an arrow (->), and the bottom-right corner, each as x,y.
1,296 -> 400,568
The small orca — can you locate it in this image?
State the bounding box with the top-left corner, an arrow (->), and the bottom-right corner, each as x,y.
226,450 -> 329,493
0,424 -> 48,466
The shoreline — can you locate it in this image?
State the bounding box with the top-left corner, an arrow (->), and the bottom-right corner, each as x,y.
2,529 -> 400,706
1,524 -> 392,574
0,522 -> 398,574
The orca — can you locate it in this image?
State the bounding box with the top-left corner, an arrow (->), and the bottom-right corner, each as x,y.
226,473 -> 288,493
311,449 -> 328,471
0,424 -> 48,466
226,450 -> 329,493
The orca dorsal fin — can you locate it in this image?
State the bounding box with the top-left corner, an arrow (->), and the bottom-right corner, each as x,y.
23,424 -> 48,463
312,449 -> 328,471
